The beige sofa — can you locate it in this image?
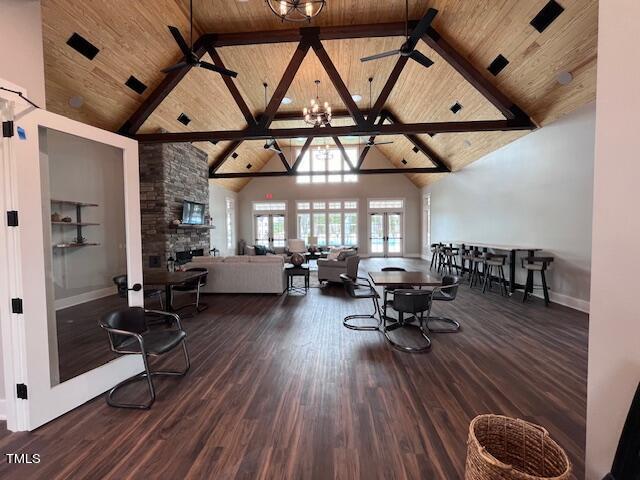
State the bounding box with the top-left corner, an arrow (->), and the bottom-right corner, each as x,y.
186,255 -> 286,294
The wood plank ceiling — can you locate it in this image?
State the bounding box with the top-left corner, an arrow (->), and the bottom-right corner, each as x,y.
42,0 -> 598,192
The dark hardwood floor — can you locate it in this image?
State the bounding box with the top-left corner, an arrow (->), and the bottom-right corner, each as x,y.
0,258 -> 588,479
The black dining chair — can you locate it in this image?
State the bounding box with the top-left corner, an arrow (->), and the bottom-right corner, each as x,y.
170,267 -> 208,313
386,289 -> 433,353
113,274 -> 164,309
380,267 -> 414,319
427,275 -> 461,333
100,307 -> 190,409
340,273 -> 382,331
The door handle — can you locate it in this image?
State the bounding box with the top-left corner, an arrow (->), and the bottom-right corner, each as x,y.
129,283 -> 142,292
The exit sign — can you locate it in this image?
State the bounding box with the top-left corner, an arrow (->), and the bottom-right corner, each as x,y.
265,193 -> 273,199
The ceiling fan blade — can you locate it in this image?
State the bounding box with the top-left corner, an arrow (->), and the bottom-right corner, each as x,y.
198,61 -> 238,78
374,141 -> 395,146
161,61 -> 189,73
168,26 -> 191,56
406,8 -> 438,51
360,49 -> 402,63
409,50 -> 434,69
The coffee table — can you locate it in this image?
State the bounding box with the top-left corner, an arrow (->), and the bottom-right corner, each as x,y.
285,264 -> 310,294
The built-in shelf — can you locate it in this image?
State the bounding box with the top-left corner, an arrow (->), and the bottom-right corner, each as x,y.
53,243 -> 100,249
172,224 -> 216,230
50,199 -> 99,207
51,221 -> 100,226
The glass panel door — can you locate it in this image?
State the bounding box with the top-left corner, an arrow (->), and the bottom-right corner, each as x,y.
313,213 -> 327,246
369,213 -> 385,256
271,214 -> 286,248
328,213 -> 342,246
255,215 -> 270,247
344,212 -> 358,246
297,213 -> 311,242
386,212 -> 403,256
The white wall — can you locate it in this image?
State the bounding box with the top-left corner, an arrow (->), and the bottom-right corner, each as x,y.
0,0 -> 45,410
0,0 -> 45,107
423,103 -> 595,311
236,147 -> 422,256
586,1 -> 640,478
209,181 -> 238,257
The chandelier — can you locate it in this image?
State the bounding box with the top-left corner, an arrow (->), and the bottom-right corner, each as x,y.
265,1 -> 326,23
303,80 -> 332,127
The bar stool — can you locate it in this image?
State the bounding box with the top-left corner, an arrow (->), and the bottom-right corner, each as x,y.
429,243 -> 440,270
482,253 -> 508,296
468,251 -> 486,288
460,247 -> 476,281
442,247 -> 460,275
522,256 -> 554,306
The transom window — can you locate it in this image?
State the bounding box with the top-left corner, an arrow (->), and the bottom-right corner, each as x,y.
253,201 -> 287,211
297,200 -> 358,246
296,147 -> 358,184
368,199 -> 404,210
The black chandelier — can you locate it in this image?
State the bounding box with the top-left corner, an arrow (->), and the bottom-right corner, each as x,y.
265,0 -> 326,23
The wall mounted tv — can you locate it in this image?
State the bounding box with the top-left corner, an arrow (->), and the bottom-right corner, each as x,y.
181,200 -> 206,225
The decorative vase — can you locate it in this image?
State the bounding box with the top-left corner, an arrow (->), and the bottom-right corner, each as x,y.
290,252 -> 304,266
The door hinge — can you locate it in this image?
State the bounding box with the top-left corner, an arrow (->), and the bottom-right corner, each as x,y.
11,298 -> 23,314
16,383 -> 27,399
2,120 -> 14,138
7,210 -> 18,227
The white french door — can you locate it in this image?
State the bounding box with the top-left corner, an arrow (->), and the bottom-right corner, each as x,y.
369,212 -> 404,257
254,214 -> 286,249
0,92 -> 144,431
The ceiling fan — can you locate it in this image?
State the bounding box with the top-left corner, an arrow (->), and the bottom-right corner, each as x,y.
162,0 -> 238,77
360,1 -> 437,69
263,138 -> 283,154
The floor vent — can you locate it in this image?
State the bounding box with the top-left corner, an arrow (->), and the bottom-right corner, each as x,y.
66,33 -> 99,60
530,0 -> 564,33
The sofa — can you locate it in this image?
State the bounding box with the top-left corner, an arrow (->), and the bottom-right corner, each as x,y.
185,255 -> 286,294
318,253 -> 360,283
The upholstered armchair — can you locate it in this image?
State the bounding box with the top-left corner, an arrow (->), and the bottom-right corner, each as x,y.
286,238 -> 307,254
318,254 -> 360,283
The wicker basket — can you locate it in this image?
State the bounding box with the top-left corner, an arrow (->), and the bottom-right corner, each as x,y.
465,414 -> 571,480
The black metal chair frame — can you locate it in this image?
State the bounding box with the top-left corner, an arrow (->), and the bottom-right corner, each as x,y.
340,274 -> 382,331
385,289 -> 433,353
170,268 -> 208,315
521,256 -> 554,306
380,267 -> 414,319
100,309 -> 190,409
427,276 -> 461,333
113,274 -> 164,309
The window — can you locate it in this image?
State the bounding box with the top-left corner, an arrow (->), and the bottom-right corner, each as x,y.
368,199 -> 404,210
296,147 -> 358,184
296,199 -> 358,246
225,197 -> 235,250
253,201 -> 286,211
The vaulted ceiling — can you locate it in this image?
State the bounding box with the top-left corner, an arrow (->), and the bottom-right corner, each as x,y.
41,0 -> 598,192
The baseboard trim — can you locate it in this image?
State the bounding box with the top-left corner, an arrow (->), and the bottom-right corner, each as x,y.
0,399 -> 6,421
55,286 -> 117,311
531,290 -> 590,313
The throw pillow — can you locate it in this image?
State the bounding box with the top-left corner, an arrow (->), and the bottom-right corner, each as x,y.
254,245 -> 267,255
327,247 -> 344,260
337,249 -> 356,261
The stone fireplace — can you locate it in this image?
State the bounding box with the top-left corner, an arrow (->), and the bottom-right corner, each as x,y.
139,142 -> 210,269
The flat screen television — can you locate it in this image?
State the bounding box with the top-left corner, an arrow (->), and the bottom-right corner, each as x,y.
181,200 -> 205,225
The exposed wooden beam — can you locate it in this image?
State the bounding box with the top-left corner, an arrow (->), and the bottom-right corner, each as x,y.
258,40 -> 310,130
207,46 -> 256,127
422,28 -> 520,120
367,57 -> 408,125
271,141 -> 292,172
332,135 -> 355,171
311,38 -> 366,126
118,39 -> 208,135
268,109 -> 371,122
211,166 -> 447,179
292,136 -> 314,171
383,110 -> 450,172
138,118 -> 534,144
209,140 -> 243,176
357,114 -> 387,169
203,21 -> 418,48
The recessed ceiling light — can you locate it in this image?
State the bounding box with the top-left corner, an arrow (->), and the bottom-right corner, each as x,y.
68,95 -> 84,109
352,94 -> 362,102
281,97 -> 293,105
556,71 -> 573,85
